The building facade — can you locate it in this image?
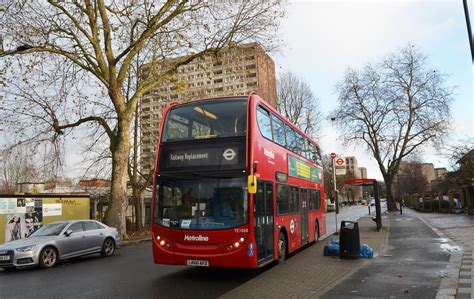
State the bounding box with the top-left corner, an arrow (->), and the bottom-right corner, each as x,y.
341,156 -> 363,200
140,43 -> 277,175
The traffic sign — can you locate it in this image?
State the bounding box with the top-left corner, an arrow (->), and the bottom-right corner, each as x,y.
335,156 -> 346,176
330,153 -> 336,159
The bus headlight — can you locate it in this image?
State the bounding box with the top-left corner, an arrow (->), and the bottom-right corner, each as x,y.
227,237 -> 245,251
156,235 -> 171,249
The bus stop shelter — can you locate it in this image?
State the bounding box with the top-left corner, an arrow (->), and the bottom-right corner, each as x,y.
343,179 -> 382,231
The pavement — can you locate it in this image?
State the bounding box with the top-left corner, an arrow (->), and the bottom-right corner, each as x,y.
221,208 -> 472,299
221,215 -> 390,298
411,209 -> 474,299
122,236 -> 151,246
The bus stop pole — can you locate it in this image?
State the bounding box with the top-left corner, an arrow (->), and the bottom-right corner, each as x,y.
332,157 -> 338,233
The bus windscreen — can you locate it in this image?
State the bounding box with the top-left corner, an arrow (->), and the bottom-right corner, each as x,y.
155,177 -> 248,230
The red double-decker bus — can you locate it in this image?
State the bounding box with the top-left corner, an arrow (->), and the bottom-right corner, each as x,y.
152,93 -> 325,268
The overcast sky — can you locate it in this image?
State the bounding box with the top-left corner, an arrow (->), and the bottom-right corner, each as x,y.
274,0 -> 473,179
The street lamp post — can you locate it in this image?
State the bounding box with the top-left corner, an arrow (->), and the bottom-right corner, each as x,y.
331,152 -> 338,233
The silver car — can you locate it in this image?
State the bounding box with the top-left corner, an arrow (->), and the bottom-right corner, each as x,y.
0,220 -> 122,269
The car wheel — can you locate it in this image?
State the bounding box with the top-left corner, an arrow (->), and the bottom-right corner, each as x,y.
39,247 -> 58,269
314,222 -> 320,243
101,238 -> 115,257
278,232 -> 287,263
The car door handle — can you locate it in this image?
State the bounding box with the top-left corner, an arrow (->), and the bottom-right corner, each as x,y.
82,235 -> 86,238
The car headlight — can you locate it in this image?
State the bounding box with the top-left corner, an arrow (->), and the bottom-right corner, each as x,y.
16,245 -> 36,252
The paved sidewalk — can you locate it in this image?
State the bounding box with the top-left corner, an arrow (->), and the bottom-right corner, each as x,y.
412,209 -> 474,299
220,216 -> 389,298
122,236 -> 151,246
322,212 -> 451,299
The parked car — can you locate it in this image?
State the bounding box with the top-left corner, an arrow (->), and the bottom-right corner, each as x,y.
0,220 -> 121,270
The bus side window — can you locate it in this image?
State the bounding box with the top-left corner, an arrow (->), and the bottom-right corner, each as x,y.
309,189 -> 315,210
285,125 -> 297,153
290,186 -> 299,213
257,105 -> 273,140
276,184 -> 289,215
315,189 -> 321,210
271,114 -> 286,147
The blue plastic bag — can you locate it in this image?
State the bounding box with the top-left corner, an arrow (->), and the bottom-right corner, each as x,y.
359,243 -> 373,258
323,237 -> 340,256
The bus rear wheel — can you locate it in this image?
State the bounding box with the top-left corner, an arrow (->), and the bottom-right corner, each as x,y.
314,222 -> 320,243
278,232 -> 287,263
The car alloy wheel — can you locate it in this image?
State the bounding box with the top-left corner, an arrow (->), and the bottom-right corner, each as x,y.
101,238 -> 115,257
40,247 -> 57,268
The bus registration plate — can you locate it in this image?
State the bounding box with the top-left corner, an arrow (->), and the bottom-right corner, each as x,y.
187,259 -> 209,267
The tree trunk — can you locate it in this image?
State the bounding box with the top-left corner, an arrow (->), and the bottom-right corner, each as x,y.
107,117 -> 131,238
133,188 -> 143,231
385,177 -> 398,211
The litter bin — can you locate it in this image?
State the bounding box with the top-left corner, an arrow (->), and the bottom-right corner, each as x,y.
339,221 -> 360,259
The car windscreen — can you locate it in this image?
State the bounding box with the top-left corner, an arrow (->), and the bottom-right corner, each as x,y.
29,222 -> 68,237
161,99 -> 247,142
155,176 -> 248,230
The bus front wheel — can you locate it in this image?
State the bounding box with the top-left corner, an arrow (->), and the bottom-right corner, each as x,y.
278,232 -> 287,263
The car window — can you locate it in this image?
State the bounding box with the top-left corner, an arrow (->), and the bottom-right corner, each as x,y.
83,221 -> 102,231
68,222 -> 84,233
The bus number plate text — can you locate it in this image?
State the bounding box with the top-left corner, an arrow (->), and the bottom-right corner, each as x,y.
187,259 -> 209,267
234,228 -> 248,233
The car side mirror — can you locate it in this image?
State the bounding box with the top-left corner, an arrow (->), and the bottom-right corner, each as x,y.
64,229 -> 73,237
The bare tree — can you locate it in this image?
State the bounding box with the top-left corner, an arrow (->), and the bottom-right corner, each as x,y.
277,71 -> 322,138
396,158 -> 429,197
0,0 -> 284,237
0,146 -> 41,193
437,138 -> 474,193
333,45 -> 453,211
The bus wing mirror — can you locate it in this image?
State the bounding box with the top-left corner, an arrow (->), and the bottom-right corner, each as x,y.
248,175 -> 257,194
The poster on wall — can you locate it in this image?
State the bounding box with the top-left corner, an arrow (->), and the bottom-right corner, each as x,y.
43,203 -> 62,216
25,199 -> 43,237
25,208 -> 43,237
15,198 -> 26,213
5,213 -> 27,242
0,198 -> 17,214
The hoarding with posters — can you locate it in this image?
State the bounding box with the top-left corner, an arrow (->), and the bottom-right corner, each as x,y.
0,195 -> 90,244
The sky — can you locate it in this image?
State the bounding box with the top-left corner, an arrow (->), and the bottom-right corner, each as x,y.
274,0 -> 473,180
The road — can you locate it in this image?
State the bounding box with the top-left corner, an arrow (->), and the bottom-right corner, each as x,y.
0,205 -> 373,299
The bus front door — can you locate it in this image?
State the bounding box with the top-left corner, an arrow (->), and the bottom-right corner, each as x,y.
300,188 -> 309,244
254,182 -> 274,265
